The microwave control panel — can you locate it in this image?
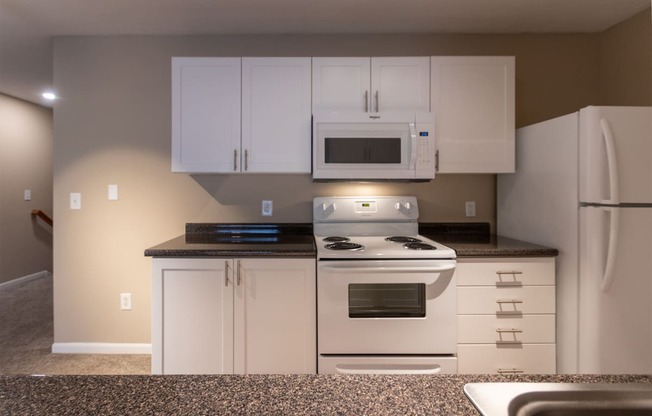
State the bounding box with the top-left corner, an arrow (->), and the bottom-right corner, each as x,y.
415,115 -> 436,175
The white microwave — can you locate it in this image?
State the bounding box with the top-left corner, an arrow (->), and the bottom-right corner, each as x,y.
312,112 -> 436,180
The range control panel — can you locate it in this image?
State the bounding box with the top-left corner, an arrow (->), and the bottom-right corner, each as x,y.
313,196 -> 419,223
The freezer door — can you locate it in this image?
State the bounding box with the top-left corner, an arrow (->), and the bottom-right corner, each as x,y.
578,205 -> 652,374
579,106 -> 652,204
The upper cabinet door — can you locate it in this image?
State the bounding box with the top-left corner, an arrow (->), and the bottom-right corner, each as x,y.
242,57 -> 312,173
371,57 -> 431,112
431,56 -> 515,173
312,57 -> 371,113
171,57 -> 241,173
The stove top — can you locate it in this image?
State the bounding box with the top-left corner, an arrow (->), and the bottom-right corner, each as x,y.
313,196 -> 456,260
315,234 -> 456,260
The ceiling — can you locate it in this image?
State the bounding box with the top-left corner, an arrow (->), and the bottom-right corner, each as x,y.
1,0 -> 650,107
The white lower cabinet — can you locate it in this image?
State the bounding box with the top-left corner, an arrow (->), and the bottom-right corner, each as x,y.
456,257 -> 556,374
152,258 -> 316,374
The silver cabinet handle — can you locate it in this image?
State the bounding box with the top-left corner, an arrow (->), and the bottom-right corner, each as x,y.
496,270 -> 524,286
497,299 -> 523,304
374,90 -> 379,112
497,368 -> 524,374
233,150 -> 238,172
364,90 -> 369,112
236,260 -> 242,286
496,328 -> 523,334
244,150 -> 249,171
435,149 -> 439,172
225,261 -> 230,287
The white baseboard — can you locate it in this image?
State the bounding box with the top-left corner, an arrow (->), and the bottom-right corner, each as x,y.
52,342 -> 152,355
0,270 -> 50,289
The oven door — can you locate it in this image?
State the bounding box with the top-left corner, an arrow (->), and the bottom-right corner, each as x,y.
317,259 -> 457,354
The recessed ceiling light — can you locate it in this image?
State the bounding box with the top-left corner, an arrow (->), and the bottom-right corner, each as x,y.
42,92 -> 57,100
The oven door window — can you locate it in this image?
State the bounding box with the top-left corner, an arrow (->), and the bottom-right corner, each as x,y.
348,283 -> 426,318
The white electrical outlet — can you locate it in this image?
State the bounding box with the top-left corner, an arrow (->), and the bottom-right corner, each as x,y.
24,189 -> 32,201
262,200 -> 273,216
120,293 -> 132,310
465,201 -> 476,217
70,193 -> 81,210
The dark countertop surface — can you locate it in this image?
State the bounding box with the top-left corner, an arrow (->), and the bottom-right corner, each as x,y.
144,223 -> 558,258
2,374 -> 649,415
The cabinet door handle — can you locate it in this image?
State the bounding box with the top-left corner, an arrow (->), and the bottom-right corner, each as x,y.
435,149 -> 439,172
225,261 -> 230,287
244,150 -> 249,171
236,260 -> 242,286
497,368 -> 524,374
233,150 -> 238,172
364,90 -> 369,112
374,90 -> 379,112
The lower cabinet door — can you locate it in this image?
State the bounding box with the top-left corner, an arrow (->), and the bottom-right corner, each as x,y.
153,258 -> 234,375
457,344 -> 556,374
234,259 -> 316,374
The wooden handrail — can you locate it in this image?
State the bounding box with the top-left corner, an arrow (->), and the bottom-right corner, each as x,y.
31,209 -> 53,227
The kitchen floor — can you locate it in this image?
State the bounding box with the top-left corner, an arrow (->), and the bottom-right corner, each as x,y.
0,273 -> 150,375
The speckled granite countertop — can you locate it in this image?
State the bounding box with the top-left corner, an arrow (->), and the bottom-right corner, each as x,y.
144,223 -> 316,258
1,374 -> 649,415
420,223 -> 559,257
144,223 -> 558,258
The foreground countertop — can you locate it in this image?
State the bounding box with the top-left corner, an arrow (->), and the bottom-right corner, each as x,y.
144,223 -> 558,258
1,374 -> 649,415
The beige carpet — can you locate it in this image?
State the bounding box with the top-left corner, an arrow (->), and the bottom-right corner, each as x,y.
0,274 -> 150,375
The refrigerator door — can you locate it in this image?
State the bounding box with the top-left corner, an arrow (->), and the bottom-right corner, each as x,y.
579,106 -> 652,204
578,205 -> 652,374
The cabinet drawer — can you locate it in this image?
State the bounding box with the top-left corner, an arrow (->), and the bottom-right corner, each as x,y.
457,286 -> 555,314
458,315 -> 555,344
458,344 -> 556,374
456,258 -> 555,286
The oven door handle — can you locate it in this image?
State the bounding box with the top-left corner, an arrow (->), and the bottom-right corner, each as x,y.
334,364 -> 443,375
319,264 -> 456,273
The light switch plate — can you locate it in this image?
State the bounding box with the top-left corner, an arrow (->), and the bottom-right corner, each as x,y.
465,201 -> 476,217
108,184 -> 118,201
24,189 -> 32,201
70,193 -> 81,210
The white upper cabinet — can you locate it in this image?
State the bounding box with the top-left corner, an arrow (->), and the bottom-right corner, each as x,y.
172,57 -> 241,173
431,56 -> 515,173
242,57 -> 312,173
312,57 -> 430,113
171,57 -> 311,174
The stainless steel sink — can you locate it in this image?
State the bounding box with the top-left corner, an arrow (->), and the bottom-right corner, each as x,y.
464,383 -> 652,416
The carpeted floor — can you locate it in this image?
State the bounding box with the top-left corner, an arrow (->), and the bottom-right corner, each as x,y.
0,273 -> 150,375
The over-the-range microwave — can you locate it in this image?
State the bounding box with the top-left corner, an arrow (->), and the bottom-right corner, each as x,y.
312,112 -> 436,180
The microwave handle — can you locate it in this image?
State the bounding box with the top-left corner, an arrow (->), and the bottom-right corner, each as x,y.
409,122 -> 418,169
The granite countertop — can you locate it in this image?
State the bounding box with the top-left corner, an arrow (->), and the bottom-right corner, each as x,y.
144,223 -> 316,258
420,223 -> 559,258
144,222 -> 558,258
2,374 -> 650,415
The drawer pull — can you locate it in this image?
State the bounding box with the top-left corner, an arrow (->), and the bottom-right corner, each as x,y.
496,299 -> 523,304
497,368 -> 524,374
496,328 -> 523,334
496,271 -> 523,286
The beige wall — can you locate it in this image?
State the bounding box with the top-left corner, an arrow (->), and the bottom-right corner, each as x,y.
599,9 -> 652,105
52,11 -> 650,345
0,94 -> 53,284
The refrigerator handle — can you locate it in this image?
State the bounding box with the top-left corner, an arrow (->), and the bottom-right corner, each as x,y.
601,207 -> 620,293
600,118 -> 620,205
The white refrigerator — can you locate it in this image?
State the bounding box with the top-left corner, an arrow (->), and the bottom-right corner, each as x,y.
497,106 -> 652,374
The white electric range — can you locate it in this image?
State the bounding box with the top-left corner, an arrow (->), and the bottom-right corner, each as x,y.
313,196 -> 458,374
